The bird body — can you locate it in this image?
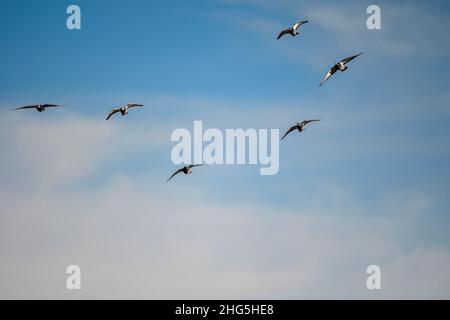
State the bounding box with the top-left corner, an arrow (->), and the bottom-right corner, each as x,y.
281,119 -> 321,140
184,166 -> 192,174
106,103 -> 144,120
297,123 -> 305,132
277,20 -> 308,39
320,52 -> 363,86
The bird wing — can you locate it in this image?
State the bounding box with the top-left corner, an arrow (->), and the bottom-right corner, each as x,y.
42,104 -> 63,108
106,108 -> 121,120
188,164 -> 203,169
292,20 -> 308,30
302,119 -> 321,126
277,29 -> 291,39
341,52 -> 364,65
166,168 -> 184,182
319,65 -> 339,87
281,125 -> 298,140
13,105 -> 38,110
127,104 -> 144,109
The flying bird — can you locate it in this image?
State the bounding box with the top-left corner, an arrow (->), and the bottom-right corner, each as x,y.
166,165 -> 203,182
319,52 -> 364,87
281,119 -> 321,140
277,20 -> 309,40
106,103 -> 144,120
13,104 -> 64,112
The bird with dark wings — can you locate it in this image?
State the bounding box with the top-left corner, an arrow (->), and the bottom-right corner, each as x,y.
281,120 -> 321,140
319,52 -> 364,87
166,165 -> 204,182
106,103 -> 144,120
277,20 -> 309,39
13,104 -> 64,112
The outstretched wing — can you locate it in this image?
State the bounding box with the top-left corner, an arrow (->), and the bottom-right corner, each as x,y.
281,125 -> 298,140
13,105 -> 38,110
127,103 -> 144,109
302,119 -> 321,126
42,104 -> 63,108
166,168 -> 184,182
188,164 -> 203,169
341,52 -> 364,65
292,20 -> 308,31
319,65 -> 339,87
277,29 -> 291,40
106,108 -> 121,120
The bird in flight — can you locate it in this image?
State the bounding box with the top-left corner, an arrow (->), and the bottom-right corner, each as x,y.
281,119 -> 321,140
277,20 -> 309,40
319,52 -> 364,87
106,103 -> 144,120
13,104 -> 64,112
166,165 -> 203,182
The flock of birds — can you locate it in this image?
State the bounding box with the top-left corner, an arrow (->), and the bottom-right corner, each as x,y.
12,20 -> 363,182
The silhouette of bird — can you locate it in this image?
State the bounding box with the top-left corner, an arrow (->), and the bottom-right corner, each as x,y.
281,120 -> 321,140
166,165 -> 203,182
319,52 -> 364,87
277,20 -> 309,39
13,104 -> 64,112
106,103 -> 144,120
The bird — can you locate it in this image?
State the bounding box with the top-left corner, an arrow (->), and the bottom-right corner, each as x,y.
106,103 -> 144,120
319,52 -> 364,87
281,119 -> 321,140
166,165 -> 203,182
13,104 -> 64,112
277,20 -> 309,39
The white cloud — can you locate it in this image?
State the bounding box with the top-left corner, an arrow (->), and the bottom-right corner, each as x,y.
211,0 -> 450,61
0,111 -> 167,190
1,175 -> 449,299
305,2 -> 450,59
382,247 -> 450,299
1,97 -> 449,299
0,119 -> 449,298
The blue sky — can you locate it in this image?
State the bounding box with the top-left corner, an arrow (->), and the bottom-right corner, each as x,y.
1,0 -> 450,298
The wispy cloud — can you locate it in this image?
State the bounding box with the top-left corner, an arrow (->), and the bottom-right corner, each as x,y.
1,174 -> 448,299
211,0 -> 450,61
0,111 -> 449,299
0,112 -> 167,190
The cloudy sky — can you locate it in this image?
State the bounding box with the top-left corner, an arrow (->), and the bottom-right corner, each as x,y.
1,0 -> 450,299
